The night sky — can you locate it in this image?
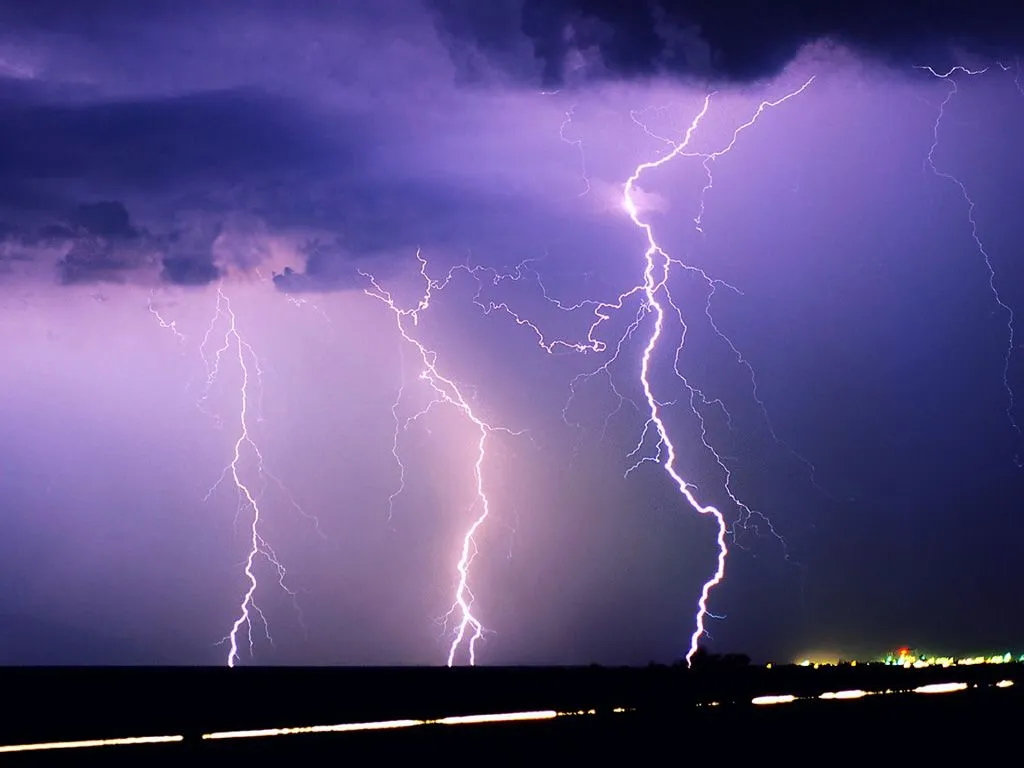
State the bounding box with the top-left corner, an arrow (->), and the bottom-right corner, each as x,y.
2,0 -> 1024,667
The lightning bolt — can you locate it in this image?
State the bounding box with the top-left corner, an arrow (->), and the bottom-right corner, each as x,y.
196,284 -> 316,666
286,293 -> 334,329
621,81 -> 818,659
559,104 -> 591,197
386,380 -> 407,527
361,251 -> 526,666
618,93 -> 738,665
147,291 -> 185,346
627,82 -> 827,495
918,63 -> 1022,462
385,373 -> 448,526
443,80 -> 816,664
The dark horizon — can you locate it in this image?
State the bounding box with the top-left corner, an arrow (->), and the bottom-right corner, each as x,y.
1,661 -> 1019,758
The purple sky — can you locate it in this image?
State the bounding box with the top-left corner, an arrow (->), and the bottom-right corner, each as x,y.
2,1 -> 1024,666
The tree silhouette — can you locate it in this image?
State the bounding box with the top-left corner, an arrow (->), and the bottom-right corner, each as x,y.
685,646 -> 751,669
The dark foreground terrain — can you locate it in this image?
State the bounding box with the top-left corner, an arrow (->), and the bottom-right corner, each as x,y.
1,663 -> 1019,762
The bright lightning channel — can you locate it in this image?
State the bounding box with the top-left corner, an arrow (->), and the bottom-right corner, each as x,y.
468,81 -> 816,663
361,251 -> 526,666
630,78 -> 818,551
196,284 -> 314,666
918,63 -> 1022,461
622,82 -> 817,664
621,92 -> 734,665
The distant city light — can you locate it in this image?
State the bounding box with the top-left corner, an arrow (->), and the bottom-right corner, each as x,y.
872,649 -> 1022,668
789,647 -> 1023,668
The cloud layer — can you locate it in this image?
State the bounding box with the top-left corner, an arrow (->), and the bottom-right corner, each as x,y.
7,1 -> 1022,288
429,0 -> 1024,86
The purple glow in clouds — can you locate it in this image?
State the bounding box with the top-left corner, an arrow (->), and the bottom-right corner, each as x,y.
361,252 -> 528,666
3,2 -> 1024,665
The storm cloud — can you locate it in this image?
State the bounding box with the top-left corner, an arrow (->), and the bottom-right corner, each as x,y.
0,0 -> 600,289
3,1 -> 1024,666
428,0 -> 1024,86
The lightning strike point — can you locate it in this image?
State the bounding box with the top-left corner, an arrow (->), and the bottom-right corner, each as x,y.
439,81 -> 818,664
362,250 -> 527,666
197,283 -> 317,666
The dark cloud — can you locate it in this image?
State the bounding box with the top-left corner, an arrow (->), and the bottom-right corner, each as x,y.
20,199 -> 223,286
0,0 -> 584,293
28,199 -> 151,284
272,238 -> 397,293
0,80 -> 354,287
37,223 -> 73,240
160,255 -> 220,286
57,236 -> 155,285
273,239 -> 357,293
0,0 -> 401,36
0,1 -> 604,293
267,178 -> 582,294
264,179 -> 564,253
428,0 -> 1024,85
69,201 -> 136,238
0,88 -> 334,188
0,0 -> 183,29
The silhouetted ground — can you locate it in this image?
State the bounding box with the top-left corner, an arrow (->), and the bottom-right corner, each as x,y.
197,686 -> 1020,761
1,663 -> 1019,763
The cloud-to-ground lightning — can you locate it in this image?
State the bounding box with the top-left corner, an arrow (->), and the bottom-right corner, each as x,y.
918,64 -> 1023,462
361,251 -> 526,666
618,80 -> 817,659
148,281 -> 327,666
164,284 -> 319,666
198,286 -> 294,666
442,80 -> 817,664
619,93 -> 736,665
